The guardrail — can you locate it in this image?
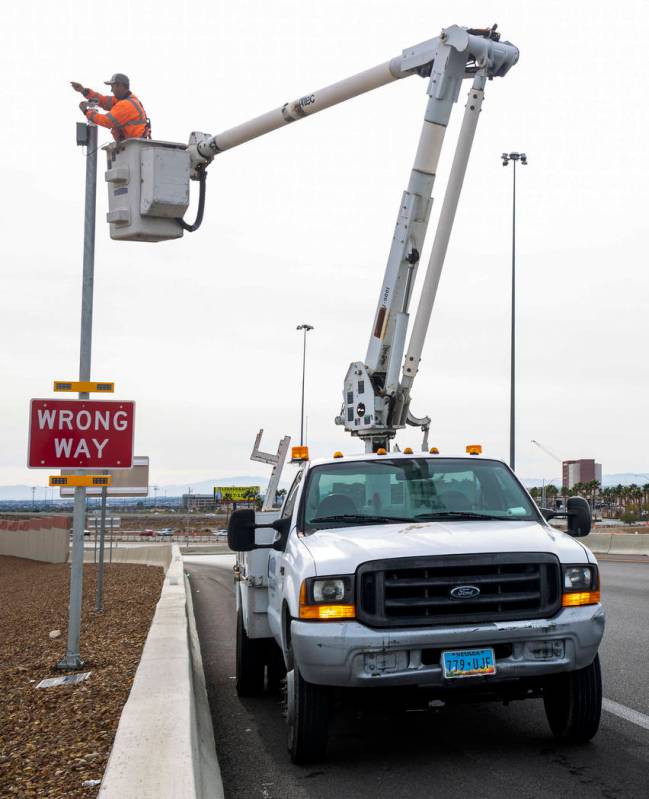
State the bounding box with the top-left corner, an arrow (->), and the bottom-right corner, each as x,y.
82,533 -> 224,544
97,545 -> 223,799
587,532 -> 649,557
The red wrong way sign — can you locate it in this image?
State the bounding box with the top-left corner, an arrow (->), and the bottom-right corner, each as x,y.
28,399 -> 135,469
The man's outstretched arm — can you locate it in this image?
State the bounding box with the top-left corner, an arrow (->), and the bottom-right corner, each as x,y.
71,81 -> 114,110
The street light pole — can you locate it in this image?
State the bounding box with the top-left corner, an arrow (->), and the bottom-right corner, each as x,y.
296,324 -> 314,447
58,115 -> 98,669
501,152 -> 527,472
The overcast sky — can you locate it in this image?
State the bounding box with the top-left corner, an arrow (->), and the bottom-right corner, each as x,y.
2,0 -> 648,491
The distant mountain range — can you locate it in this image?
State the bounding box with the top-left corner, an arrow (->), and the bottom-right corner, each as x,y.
3,472 -> 649,501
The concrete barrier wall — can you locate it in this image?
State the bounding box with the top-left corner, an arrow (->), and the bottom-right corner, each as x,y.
84,543 -> 173,570
98,545 -> 222,799
585,532 -> 613,554
0,516 -> 71,563
585,532 -> 649,557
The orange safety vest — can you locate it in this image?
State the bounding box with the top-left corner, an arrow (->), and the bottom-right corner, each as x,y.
84,89 -> 151,142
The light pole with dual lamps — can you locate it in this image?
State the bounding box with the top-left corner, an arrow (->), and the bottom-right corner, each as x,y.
501,151 -> 528,471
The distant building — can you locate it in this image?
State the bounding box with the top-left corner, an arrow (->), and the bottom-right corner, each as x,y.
181,493 -> 216,511
562,459 -> 602,489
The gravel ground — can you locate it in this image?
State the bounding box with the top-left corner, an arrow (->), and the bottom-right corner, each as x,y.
0,556 -> 164,798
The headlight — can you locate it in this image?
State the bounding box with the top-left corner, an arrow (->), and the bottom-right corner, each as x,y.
299,575 -> 355,620
563,565 -> 597,591
313,578 -> 346,603
561,564 -> 600,606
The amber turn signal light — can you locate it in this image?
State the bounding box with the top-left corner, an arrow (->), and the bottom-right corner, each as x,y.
299,580 -> 356,620
562,590 -> 601,607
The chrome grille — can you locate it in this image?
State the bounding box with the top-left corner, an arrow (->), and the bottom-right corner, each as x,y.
357,553 -> 561,628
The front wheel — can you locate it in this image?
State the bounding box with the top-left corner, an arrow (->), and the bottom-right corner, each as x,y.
286,652 -> 332,764
543,654 -> 602,742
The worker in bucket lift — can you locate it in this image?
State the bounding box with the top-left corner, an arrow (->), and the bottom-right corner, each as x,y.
70,73 -> 151,142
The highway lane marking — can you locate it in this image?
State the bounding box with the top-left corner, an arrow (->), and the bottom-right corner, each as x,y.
603,698 -> 649,731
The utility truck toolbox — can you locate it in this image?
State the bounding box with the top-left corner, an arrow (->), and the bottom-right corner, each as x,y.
229,452 -> 605,764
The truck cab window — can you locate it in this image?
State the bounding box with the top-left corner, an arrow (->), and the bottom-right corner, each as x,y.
281,472 -> 302,520
302,458 -> 539,532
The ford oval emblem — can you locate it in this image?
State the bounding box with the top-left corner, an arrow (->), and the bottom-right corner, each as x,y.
450,585 -> 480,600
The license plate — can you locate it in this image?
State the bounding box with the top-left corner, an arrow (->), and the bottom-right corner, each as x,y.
441,647 -> 496,679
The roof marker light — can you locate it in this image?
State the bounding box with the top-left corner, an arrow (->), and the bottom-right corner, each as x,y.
376,448 -> 387,456
403,447 -> 413,454
429,447 -> 440,454
291,446 -> 309,461
333,451 -> 344,459
466,444 -> 482,456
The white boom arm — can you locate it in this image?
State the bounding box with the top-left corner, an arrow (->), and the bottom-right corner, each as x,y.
187,24 -> 518,454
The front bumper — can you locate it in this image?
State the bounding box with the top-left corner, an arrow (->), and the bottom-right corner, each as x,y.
291,604 -> 605,688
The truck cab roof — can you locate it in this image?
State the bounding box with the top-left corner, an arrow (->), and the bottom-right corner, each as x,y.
301,452 -> 499,468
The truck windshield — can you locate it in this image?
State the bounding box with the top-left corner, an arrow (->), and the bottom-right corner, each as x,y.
302,458 -> 538,532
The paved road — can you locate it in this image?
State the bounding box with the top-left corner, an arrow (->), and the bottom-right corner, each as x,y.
185,556 -> 649,799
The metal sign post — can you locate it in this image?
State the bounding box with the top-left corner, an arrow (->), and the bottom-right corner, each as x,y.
95,485 -> 108,612
57,118 -> 98,670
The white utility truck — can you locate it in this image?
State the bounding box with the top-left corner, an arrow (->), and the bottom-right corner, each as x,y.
229,452 -> 603,763
223,25 -> 603,764
103,23 -> 605,763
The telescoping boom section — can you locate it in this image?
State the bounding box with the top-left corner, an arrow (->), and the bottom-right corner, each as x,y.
104,24 -> 518,452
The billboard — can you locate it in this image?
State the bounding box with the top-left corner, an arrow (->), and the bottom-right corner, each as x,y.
214,486 -> 260,502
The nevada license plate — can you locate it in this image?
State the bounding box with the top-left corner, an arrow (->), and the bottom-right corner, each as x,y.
441,647 -> 496,679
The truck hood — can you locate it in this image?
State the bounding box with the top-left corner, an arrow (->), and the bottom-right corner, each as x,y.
300,520 -> 589,575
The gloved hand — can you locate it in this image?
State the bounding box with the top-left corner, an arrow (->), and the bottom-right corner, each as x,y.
71,81 -> 85,93
79,101 -> 90,113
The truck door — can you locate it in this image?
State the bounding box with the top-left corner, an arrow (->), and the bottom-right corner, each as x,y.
267,470 -> 302,640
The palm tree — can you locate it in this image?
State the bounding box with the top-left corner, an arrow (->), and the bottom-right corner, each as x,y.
642,483 -> 649,510
546,484 -> 559,508
584,480 -> 600,512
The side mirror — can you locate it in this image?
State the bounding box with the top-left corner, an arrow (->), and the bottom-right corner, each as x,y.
566,496 -> 591,537
227,509 -> 256,551
228,510 -> 294,552
271,517 -> 292,550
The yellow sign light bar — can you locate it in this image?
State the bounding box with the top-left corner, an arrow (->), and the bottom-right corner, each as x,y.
53,381 -> 115,393
49,475 -> 113,487
466,444 -> 482,456
291,446 -> 310,462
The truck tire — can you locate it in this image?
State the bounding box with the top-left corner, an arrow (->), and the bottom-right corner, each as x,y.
286,652 -> 332,764
235,608 -> 266,696
543,654 -> 602,742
